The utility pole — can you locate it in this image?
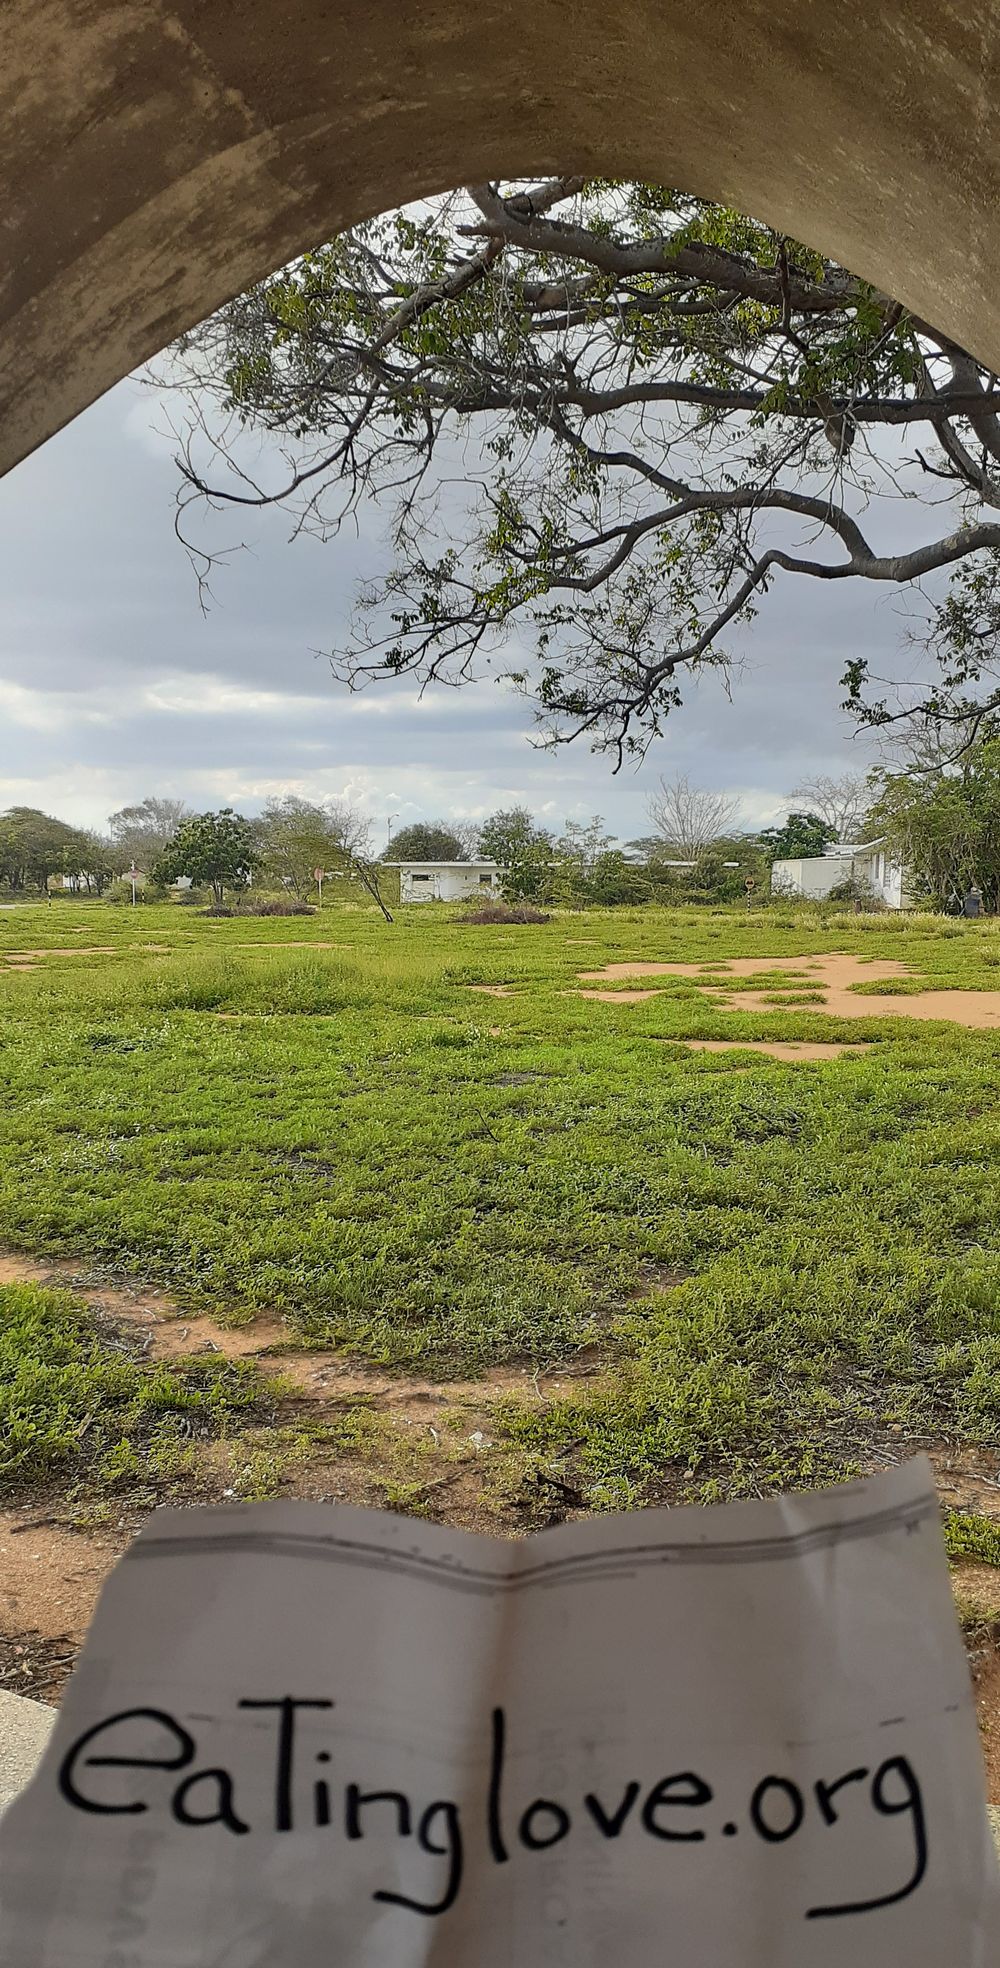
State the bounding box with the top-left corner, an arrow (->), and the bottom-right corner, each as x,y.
387,814 -> 398,848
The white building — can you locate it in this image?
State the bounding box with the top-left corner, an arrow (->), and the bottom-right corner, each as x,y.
386,860 -> 502,904
771,839 -> 914,909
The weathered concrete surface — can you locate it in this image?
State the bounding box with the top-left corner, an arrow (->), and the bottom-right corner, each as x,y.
2,2 -> 1000,476
0,1692 -> 55,1814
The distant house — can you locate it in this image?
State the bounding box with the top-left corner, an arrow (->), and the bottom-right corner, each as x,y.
771,839 -> 914,909
385,860 -> 502,904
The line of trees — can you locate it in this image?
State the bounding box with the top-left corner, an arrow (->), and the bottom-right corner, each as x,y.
0,794 -> 393,911
374,778 -> 873,907
6,748 -> 997,911
0,774 -> 875,910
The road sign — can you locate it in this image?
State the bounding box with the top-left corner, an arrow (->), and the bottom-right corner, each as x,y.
745,876 -> 756,891
313,868 -> 325,882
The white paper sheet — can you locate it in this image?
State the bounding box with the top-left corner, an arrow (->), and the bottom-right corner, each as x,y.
1,1458 -> 996,1965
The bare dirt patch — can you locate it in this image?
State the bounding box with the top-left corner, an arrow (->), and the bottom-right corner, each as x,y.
975,1656 -> 1000,1804
627,1263 -> 691,1297
679,1039 -> 871,1062
0,1248 -> 592,1404
465,984 -> 515,997
0,1511 -> 127,1658
928,1445 -> 1000,1520
577,954 -> 1000,1030
955,1568 -> 1000,1805
0,1626 -> 79,1702
0,946 -> 115,961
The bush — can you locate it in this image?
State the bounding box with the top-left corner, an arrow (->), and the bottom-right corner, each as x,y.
826,875 -> 884,910
456,902 -> 551,924
106,879 -> 170,906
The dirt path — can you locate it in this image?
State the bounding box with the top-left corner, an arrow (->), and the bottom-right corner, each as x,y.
577,953 -> 1000,1029
5,1246 -> 1000,1797
676,1039 -> 870,1062
0,1250 -> 579,1405
0,946 -> 115,961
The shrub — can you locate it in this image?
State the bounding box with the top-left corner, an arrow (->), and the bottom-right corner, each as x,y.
106,879 -> 170,906
456,902 -> 551,924
826,875 -> 884,910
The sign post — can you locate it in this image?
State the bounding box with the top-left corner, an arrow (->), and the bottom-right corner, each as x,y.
127,866 -> 140,907
314,867 -> 325,905
745,875 -> 756,911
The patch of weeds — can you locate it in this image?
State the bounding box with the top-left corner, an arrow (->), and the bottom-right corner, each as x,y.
945,1510 -> 1000,1566
0,1280 -> 274,1496
376,1479 -> 438,1519
851,978 -> 940,997
456,903 -> 551,925
954,1593 -> 1000,1677
226,1438 -> 292,1500
758,991 -> 828,1006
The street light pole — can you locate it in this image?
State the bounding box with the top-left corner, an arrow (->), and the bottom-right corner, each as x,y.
387,814 -> 398,848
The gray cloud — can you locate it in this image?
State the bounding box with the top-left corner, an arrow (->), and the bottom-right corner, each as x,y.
0,378 -> 925,841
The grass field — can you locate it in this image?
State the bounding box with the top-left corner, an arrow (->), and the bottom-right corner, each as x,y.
1,895 -> 1000,1501
4,893 -> 1000,1778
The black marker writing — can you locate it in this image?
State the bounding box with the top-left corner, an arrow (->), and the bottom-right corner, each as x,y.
237,1698 -> 332,1833
807,1756 -> 927,1919
55,1698 -> 931,1924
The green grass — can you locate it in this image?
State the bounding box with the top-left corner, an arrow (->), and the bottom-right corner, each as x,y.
3,898 -> 1000,1505
945,1511 -> 1000,1568
0,1280 -> 274,1493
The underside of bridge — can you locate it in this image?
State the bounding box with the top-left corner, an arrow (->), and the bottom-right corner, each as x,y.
1,1 -> 999,478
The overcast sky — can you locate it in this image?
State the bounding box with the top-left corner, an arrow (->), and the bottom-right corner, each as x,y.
0,374 -> 924,847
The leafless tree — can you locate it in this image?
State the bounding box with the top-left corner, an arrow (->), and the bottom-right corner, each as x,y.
452,820 -> 483,859
787,774 -> 870,841
108,797 -> 190,869
645,774 -> 740,857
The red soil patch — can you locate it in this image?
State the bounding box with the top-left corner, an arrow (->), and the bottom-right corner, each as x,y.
0,1511 -> 127,1657
0,946 -> 115,960
679,1039 -> 870,1062
577,954 -> 1000,1030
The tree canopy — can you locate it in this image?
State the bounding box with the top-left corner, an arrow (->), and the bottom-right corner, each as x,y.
256,794 -> 360,896
0,807 -> 96,891
869,743 -> 1000,910
153,809 -> 261,905
477,806 -> 554,901
176,178 -> 1000,764
383,822 -> 466,862
759,812 -> 838,861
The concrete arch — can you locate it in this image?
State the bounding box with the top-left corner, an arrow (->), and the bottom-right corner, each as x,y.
2,0 -> 1000,478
